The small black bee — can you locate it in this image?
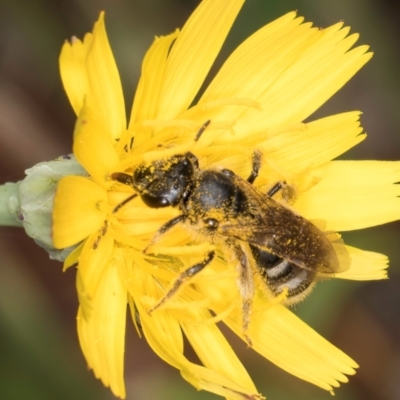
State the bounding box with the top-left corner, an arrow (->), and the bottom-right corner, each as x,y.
112,121 -> 347,339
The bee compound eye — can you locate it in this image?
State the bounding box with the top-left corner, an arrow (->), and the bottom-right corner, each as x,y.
141,193 -> 170,208
204,218 -> 218,230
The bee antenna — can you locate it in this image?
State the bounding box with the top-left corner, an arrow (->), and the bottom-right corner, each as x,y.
194,120 -> 211,142
113,193 -> 138,213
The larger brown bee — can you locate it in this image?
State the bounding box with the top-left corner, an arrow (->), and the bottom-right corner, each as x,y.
112,122 -> 348,338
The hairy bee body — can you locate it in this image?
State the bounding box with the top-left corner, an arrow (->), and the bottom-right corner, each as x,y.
112,143 -> 346,338
180,167 -> 337,301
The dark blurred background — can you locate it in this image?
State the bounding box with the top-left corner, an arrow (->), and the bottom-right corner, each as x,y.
0,1 -> 399,399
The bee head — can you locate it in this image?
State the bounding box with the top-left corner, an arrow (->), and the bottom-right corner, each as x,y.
131,152 -> 199,208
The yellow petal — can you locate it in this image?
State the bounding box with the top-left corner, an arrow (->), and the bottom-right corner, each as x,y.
201,16 -> 371,135
77,248 -> 127,398
239,33 -> 371,134
194,258 -> 357,392
85,12 -> 126,139
180,366 -> 264,400
181,307 -> 260,397
156,0 -> 245,119
127,263 -> 262,399
130,31 -> 180,127
335,246 -> 388,280
52,176 -> 108,248
77,232 -> 115,320
140,304 -> 262,399
200,12 -> 302,111
63,240 -> 85,271
59,33 -> 92,116
296,161 -> 400,231
129,266 -> 184,360
73,101 -> 120,183
226,302 -> 357,391
259,112 -> 365,173
59,12 -> 126,138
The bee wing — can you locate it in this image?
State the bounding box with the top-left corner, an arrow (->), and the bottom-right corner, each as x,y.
220,179 -> 347,274
251,223 -> 344,274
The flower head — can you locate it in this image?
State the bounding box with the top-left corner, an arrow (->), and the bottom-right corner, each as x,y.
52,0 -> 398,398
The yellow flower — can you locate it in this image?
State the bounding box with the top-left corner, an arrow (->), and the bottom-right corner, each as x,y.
52,0 -> 398,398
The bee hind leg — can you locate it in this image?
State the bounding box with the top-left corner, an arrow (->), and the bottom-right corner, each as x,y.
148,251 -> 215,314
233,243 -> 255,346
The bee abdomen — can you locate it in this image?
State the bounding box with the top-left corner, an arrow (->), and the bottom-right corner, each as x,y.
271,269 -> 314,298
250,245 -> 317,301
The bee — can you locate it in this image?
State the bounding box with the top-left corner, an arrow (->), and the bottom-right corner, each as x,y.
112,121 -> 348,340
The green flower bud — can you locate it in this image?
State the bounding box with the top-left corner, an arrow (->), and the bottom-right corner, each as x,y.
0,155 -> 87,261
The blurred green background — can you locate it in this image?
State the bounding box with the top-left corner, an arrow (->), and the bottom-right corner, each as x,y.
1,0 -> 400,399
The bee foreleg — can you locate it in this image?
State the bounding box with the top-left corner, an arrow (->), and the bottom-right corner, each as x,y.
148,251 -> 215,314
233,243 -> 255,346
143,214 -> 186,253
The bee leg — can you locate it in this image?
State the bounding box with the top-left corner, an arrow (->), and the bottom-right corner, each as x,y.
247,149 -> 262,184
194,120 -> 211,142
267,181 -> 286,197
233,243 -> 255,346
143,214 -> 186,254
148,251 -> 215,314
247,150 -> 290,200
